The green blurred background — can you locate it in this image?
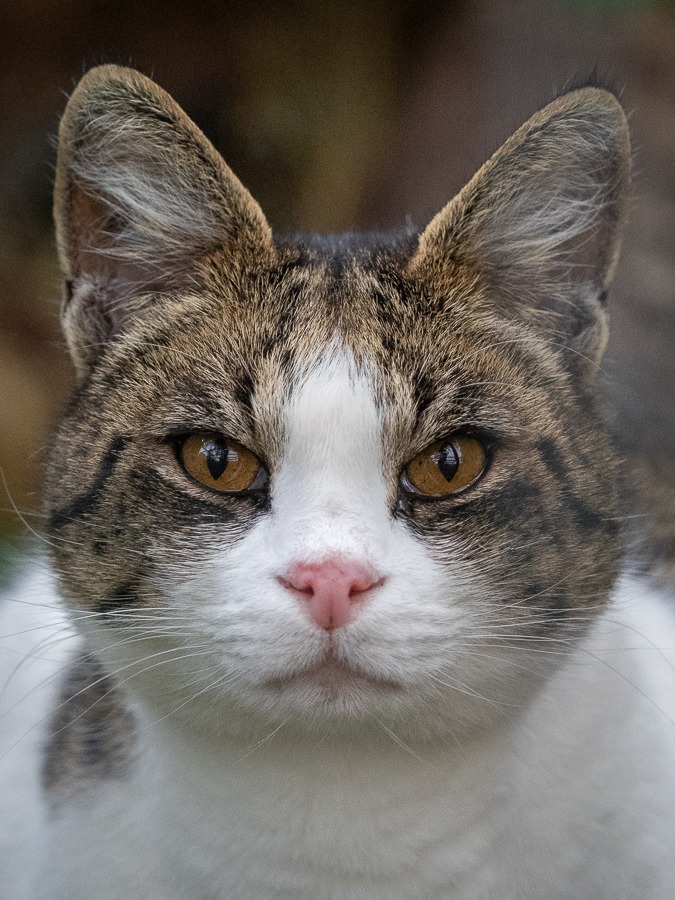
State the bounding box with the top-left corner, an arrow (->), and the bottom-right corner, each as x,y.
1,0 -> 674,578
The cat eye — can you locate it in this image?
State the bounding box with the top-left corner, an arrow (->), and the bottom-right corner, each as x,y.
177,434 -> 266,493
401,436 -> 488,498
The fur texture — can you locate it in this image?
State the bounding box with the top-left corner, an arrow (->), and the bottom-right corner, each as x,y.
0,66 -> 673,899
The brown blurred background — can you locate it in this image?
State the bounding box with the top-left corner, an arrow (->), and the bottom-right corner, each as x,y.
0,0 -> 674,578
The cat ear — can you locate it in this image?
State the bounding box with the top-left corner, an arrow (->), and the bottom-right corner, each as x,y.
409,87 -> 631,378
54,65 -> 273,376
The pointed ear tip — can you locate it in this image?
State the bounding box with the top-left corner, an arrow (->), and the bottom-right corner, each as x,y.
71,63 -> 148,96
554,86 -> 629,138
59,66 -> 122,137
61,66 -> 162,132
56,65 -> 174,176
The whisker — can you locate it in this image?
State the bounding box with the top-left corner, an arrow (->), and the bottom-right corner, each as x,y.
375,719 -> 447,775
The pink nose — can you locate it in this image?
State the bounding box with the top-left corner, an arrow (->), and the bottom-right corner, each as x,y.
280,559 -> 383,631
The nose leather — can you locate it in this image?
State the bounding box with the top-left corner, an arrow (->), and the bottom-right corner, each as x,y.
280,559 -> 383,630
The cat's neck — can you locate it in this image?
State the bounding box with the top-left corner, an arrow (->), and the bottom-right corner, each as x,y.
126,704 -> 516,898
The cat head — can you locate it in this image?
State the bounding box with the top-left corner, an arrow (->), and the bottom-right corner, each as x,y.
44,66 -> 630,742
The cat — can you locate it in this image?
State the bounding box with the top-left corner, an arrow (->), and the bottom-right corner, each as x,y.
0,64 -> 674,900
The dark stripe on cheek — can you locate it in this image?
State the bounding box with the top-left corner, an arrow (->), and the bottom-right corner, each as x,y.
396,479 -> 542,537
133,467 -> 268,520
48,435 -> 130,530
98,580 -> 142,617
535,438 -> 618,535
460,480 -> 542,531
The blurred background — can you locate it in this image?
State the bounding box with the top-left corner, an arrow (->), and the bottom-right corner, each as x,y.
0,0 -> 673,579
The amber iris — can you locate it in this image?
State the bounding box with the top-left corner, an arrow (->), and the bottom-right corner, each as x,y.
403,436 -> 487,497
179,434 -> 262,493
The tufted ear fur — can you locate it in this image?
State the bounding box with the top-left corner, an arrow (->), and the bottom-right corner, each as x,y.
409,87 -> 631,379
54,65 -> 274,377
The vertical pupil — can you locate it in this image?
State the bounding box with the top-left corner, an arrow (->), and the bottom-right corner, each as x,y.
438,443 -> 459,482
200,439 -> 229,481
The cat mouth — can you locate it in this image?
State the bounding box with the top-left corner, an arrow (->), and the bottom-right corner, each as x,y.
265,655 -> 402,696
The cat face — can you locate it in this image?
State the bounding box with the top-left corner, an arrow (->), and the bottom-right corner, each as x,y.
43,67 -> 629,741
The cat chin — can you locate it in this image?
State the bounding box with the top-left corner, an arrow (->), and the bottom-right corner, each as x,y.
224,686 -> 509,746
221,666 -> 519,744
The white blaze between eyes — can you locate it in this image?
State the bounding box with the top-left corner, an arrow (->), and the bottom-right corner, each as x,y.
272,352 -> 391,628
